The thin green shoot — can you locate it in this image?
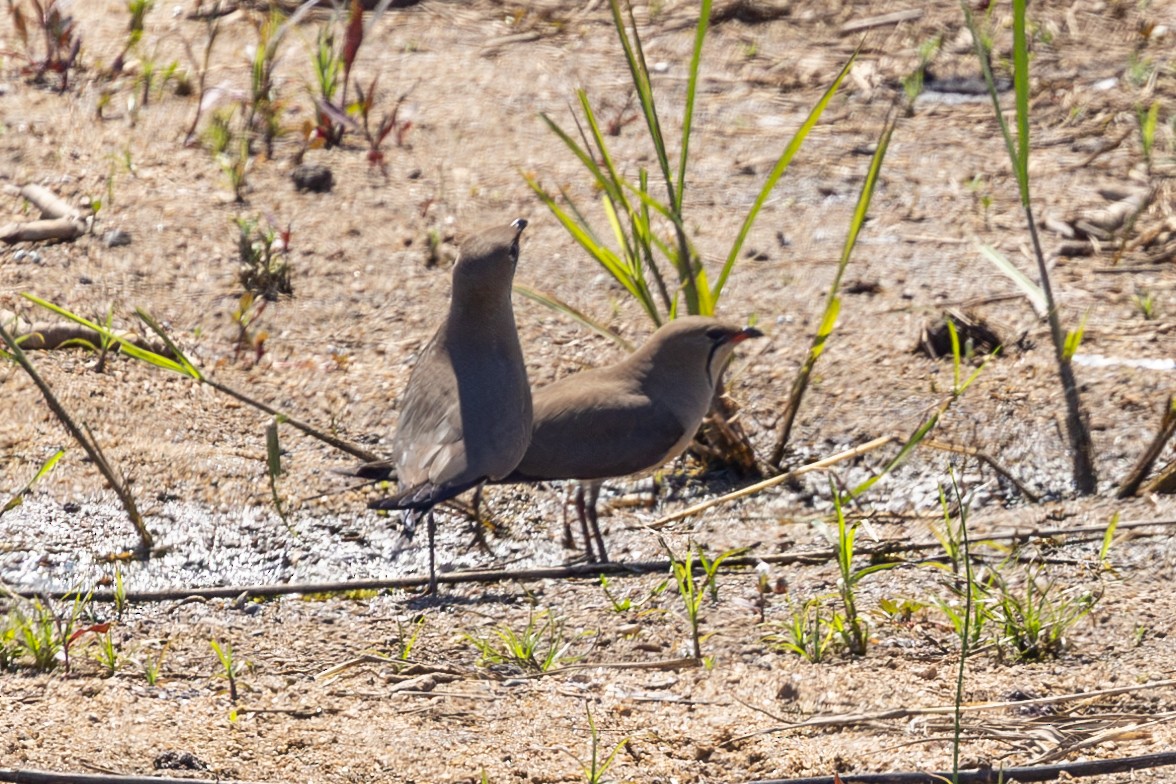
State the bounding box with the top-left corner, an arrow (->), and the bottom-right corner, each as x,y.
210,638 -> 241,701
944,473 -> 974,784
396,614 -> 426,661
1098,512 -> 1119,571
2,447 -> 65,517
1138,101 -> 1159,169
662,539 -> 742,660
576,704 -> 629,784
964,0 -> 1097,493
771,115 -> 896,465
93,629 -> 121,677
265,419 -> 291,531
946,317 -> 996,398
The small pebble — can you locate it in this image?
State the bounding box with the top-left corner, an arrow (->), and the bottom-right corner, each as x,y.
103,229 -> 132,247
292,163 -> 334,193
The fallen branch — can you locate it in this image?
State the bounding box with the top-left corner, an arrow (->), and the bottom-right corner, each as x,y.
0,217 -> 86,243
4,183 -> 84,219
917,437 -> 1040,502
741,751 -> 1176,784
1118,395 -> 1176,498
653,435 -> 896,527
0,323 -> 153,553
0,769 -> 269,784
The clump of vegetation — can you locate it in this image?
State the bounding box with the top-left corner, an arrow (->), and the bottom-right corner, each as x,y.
664,540 -> 742,662
236,215 -> 293,301
302,0 -> 413,171
465,609 -> 577,673
6,0 -> 83,92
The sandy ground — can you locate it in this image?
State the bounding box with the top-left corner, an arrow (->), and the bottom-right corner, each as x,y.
2,0 -> 1176,782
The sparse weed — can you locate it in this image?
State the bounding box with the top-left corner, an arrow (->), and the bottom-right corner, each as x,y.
230,292 -> 269,365
901,35 -> 941,108
6,0 -> 83,92
763,595 -> 836,663
465,609 -> 576,673
1134,289 -> 1157,321
989,569 -> 1099,662
236,216 -> 293,301
573,704 -> 628,784
395,614 -> 426,660
1137,100 -> 1160,171
210,638 -> 242,701
92,628 -> 121,677
664,540 -> 742,660
8,597 -> 61,671
823,487 -> 899,656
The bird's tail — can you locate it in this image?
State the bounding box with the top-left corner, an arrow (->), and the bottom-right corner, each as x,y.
368,478 -> 482,512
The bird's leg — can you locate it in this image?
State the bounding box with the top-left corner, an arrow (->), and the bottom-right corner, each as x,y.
585,481 -> 609,564
561,487 -> 576,550
426,509 -> 438,594
573,483 -> 597,563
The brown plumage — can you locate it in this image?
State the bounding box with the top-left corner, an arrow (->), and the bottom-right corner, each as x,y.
503,316 -> 763,562
370,218 -> 531,591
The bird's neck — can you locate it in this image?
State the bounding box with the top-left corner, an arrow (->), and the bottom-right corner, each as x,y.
446,285 -> 517,343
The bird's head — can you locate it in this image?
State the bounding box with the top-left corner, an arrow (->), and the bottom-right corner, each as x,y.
643,316 -> 764,391
452,218 -> 527,297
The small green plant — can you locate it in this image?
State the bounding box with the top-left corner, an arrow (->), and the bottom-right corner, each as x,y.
112,565 -> 128,621
1133,289 -> 1157,321
824,488 -> 898,656
763,595 -> 836,663
230,292 -> 269,365
1097,512 -> 1119,572
569,704 -> 628,784
6,0 -> 83,92
465,610 -> 576,673
111,0 -> 154,74
966,174 -> 994,229
395,614 -> 426,660
664,540 -> 742,660
236,216 -> 293,301
1137,100 -> 1160,171
9,597 -> 61,671
210,638 -> 242,701
56,303 -> 119,372
92,628 -> 121,677
140,641 -> 168,686
900,35 -> 942,107
990,568 -> 1099,662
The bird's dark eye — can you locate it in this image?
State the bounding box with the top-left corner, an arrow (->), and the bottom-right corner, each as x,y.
705,326 -> 727,342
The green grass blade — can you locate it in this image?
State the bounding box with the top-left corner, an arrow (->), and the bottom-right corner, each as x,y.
833,116 -> 894,295
20,294 -> 192,376
514,283 -> 634,351
2,447 -> 66,515
850,413 -> 940,499
609,0 -> 675,203
1012,0 -> 1030,194
963,4 -> 1024,206
713,52 -> 856,302
677,0 -> 713,212
134,309 -> 204,380
976,243 -> 1047,317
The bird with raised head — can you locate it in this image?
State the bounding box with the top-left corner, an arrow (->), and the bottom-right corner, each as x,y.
368,217 -> 531,592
